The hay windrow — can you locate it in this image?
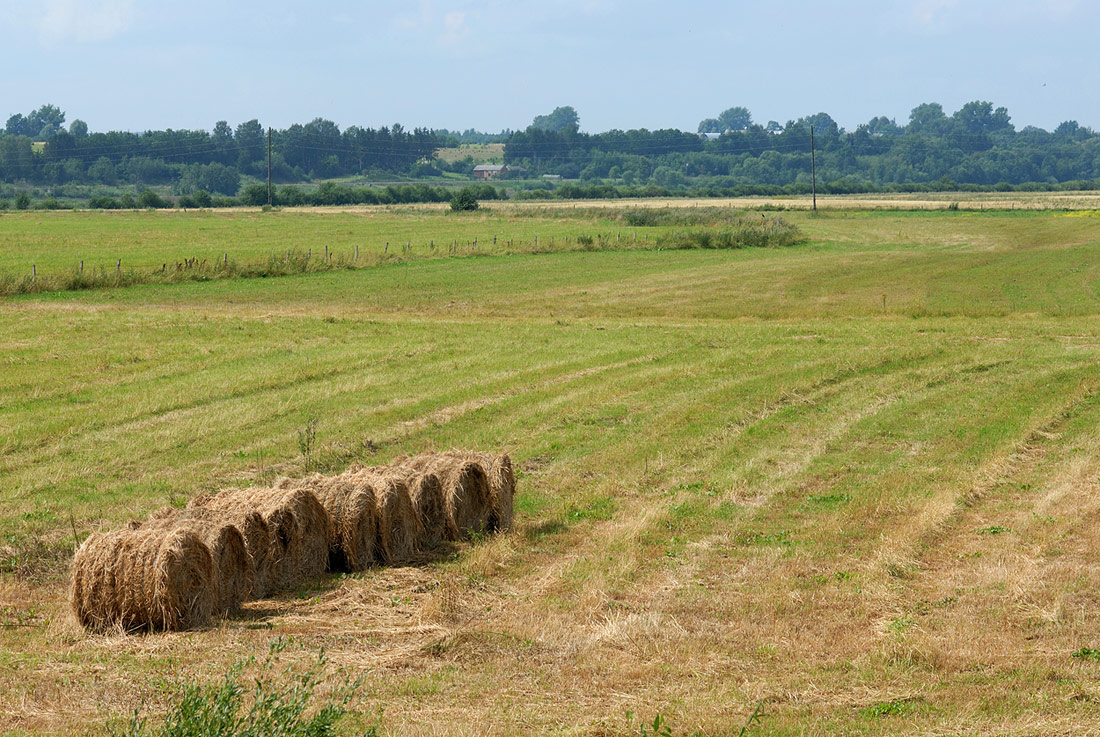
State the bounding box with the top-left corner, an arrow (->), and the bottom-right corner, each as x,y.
135,509 -> 254,613
286,474 -> 378,572
342,469 -> 421,564
189,486 -> 331,594
70,527 -> 216,632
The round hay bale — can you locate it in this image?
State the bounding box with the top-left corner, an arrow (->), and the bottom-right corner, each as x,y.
289,474 -> 378,573
388,451 -> 495,539
343,469 -> 421,564
402,469 -> 448,549
189,487 -> 331,595
70,527 -> 216,632
481,453 -> 516,532
185,495 -> 274,598
137,509 -> 254,613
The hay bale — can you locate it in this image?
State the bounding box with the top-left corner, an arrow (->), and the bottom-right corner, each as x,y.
481,452 -> 516,532
286,474 -> 377,572
136,509 -> 254,613
184,496 -> 274,598
389,452 -> 494,539
189,487 -> 331,594
341,469 -> 421,563
70,527 -> 216,632
400,469 -> 448,549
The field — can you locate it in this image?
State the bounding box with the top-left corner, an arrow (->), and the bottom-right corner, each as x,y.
4,199 -> 1100,735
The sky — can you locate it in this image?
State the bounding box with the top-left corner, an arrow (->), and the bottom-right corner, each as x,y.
0,0 -> 1094,135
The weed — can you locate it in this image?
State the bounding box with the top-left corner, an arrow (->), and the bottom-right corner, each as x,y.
1072,647 -> 1100,661
861,698 -> 917,718
297,417 -> 319,469
109,639 -> 374,737
977,525 -> 1010,535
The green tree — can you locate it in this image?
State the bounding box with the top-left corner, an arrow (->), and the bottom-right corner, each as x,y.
697,117 -> 722,133
15,192 -> 30,210
68,118 -> 88,138
27,104 -> 65,139
532,106 -> 579,132
5,114 -> 28,136
717,106 -> 752,131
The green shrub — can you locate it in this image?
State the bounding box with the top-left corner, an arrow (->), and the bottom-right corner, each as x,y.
450,187 -> 480,211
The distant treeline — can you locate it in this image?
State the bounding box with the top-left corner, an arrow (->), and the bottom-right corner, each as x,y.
504,103 -> 1100,189
2,101 -> 1100,198
1,105 -> 444,192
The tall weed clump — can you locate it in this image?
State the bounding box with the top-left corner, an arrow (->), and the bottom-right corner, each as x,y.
659,216 -> 805,250
110,639 -> 372,737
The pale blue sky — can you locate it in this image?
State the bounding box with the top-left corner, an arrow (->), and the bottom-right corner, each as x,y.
0,0 -> 1093,134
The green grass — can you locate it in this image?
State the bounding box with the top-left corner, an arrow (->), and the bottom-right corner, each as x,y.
6,204 -> 1100,735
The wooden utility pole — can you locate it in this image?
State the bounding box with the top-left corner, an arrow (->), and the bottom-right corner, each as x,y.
266,127 -> 272,206
810,124 -> 817,213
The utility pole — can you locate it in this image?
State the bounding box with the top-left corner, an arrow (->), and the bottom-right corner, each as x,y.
810,124 -> 817,213
266,127 -> 272,207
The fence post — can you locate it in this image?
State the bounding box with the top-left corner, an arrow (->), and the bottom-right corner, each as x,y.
32,264 -> 36,278
355,244 -> 359,261
117,258 -> 121,273
80,260 -> 83,273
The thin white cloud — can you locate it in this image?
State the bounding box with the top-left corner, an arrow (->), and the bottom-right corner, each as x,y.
441,11 -> 469,43
38,0 -> 135,46
912,0 -> 958,28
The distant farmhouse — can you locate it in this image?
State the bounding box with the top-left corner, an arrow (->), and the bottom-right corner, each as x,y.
473,164 -> 506,179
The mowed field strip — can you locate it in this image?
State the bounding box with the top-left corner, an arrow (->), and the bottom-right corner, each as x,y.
4,204 -> 1100,734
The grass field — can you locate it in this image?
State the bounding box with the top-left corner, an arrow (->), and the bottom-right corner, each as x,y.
5,201 -> 1100,735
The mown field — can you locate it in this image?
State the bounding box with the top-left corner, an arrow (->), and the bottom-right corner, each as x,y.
4,202 -> 1100,735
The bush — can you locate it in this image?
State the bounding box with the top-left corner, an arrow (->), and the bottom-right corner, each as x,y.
15,192 -> 31,210
137,190 -> 170,209
450,187 -> 479,211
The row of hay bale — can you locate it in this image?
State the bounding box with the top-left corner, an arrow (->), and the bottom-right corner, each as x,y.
70,451 -> 515,632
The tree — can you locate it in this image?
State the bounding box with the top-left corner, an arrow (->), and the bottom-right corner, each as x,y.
532,106 -> 579,132
68,119 -> 88,138
717,106 -> 753,132
697,118 -> 722,134
908,102 -> 949,135
27,104 -> 65,139
235,119 -> 265,168
5,114 -> 28,136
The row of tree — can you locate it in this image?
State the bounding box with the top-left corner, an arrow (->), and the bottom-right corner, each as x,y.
1,105 -> 444,187
502,102 -> 1100,187
2,102 -> 1100,194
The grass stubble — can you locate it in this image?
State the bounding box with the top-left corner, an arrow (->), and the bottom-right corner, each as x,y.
4,198 -> 1100,734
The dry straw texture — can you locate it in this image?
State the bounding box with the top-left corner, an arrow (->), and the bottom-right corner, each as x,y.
190,486 -> 331,594
185,494 -> 274,597
341,468 -> 421,564
137,509 -> 254,613
70,527 -> 216,631
389,451 -> 499,538
400,468 -> 448,549
286,474 -> 378,572
479,452 -> 516,532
